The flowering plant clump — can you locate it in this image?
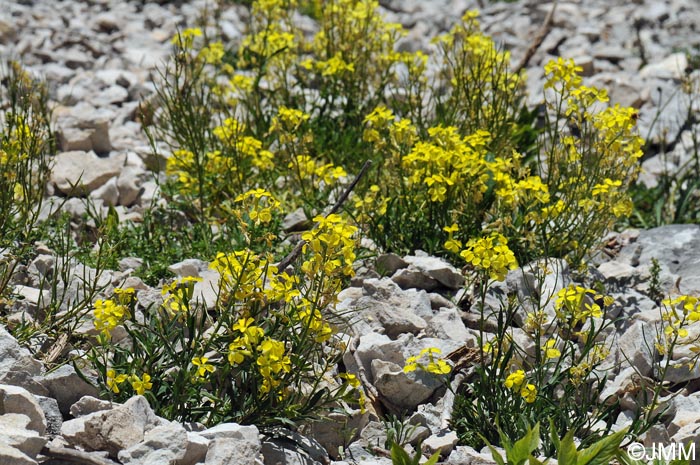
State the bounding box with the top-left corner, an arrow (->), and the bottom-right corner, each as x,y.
0,61 -> 53,304
95,0 -> 654,454
452,265 -> 626,455
85,211 -> 364,426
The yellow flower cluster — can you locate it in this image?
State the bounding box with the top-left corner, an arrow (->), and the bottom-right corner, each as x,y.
161,276 -> 203,319
289,155 -> 347,188
295,298 -> 334,343
210,250 -> 274,302
212,118 -> 274,170
171,27 -> 202,49
339,372 -> 366,413
536,57 -> 643,263
568,343 -> 609,387
303,0 -> 405,93
93,300 -> 126,336
459,232 -> 518,281
503,369 -> 537,403
554,285 -> 612,328
226,317 -> 291,395
402,127 -> 493,203
106,369 -> 152,395
301,214 -> 357,279
403,347 -> 452,375
656,295 -> 700,355
234,188 -> 280,225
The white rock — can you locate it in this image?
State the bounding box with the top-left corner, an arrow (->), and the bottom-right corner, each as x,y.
616,320 -> 655,377
118,423 -> 188,465
282,207 -> 309,232
61,396 -> 166,459
0,413 -> 47,459
183,432 -> 210,465
38,364 -> 99,416
372,359 -> 441,411
117,165 -> 147,206
51,151 -> 126,196
0,384 -> 47,435
401,254 -> 465,289
205,436 -> 261,465
447,445 -> 497,464
69,395 -> 113,417
0,325 -> 44,380
640,53 -> 688,80
423,429 -> 459,457
0,443 -> 37,465
424,307 -> 471,342
90,176 -> 120,206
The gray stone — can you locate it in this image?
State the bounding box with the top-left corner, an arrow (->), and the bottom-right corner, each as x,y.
447,445 -> 498,465
0,325 -> 43,380
376,253 -> 409,276
308,410 -> 368,460
261,428 -> 329,465
200,423 -> 260,442
36,396 -> 62,436
90,176 -> 120,206
57,127 -> 95,152
38,364 -> 99,416
282,208 -> 309,232
391,268 -> 440,291
69,395 -> 114,417
183,432 -> 210,465
61,396 -> 166,459
423,429 -> 458,457
424,307 -> 470,342
117,165 -> 147,206
0,413 -> 47,459
0,443 -> 38,465
118,422 -> 188,465
0,384 -> 47,435
616,320 -> 655,377
205,436 -> 261,465
640,53 -> 688,80
402,255 -> 465,289
372,359 -> 442,411
507,258 -> 570,328
51,151 -> 125,195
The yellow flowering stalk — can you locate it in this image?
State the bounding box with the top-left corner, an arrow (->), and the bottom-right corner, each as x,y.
459,233 -> 518,282
403,347 -> 452,376
161,276 -> 203,319
93,299 -> 129,338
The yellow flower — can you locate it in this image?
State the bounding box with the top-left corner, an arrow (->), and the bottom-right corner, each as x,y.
129,373 -> 152,395
339,372 -> 361,388
504,369 -> 525,390
192,357 -> 216,378
521,383 -> 537,403
106,369 -> 127,394
543,339 -> 561,359
403,348 -> 451,375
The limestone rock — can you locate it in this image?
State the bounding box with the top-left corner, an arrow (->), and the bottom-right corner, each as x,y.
118,423 -> 189,465
51,151 -> 125,196
0,384 -> 47,435
38,364 -> 99,416
61,396 -> 166,459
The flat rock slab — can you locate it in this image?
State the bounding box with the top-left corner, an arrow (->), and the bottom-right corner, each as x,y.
51,151 -> 126,196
